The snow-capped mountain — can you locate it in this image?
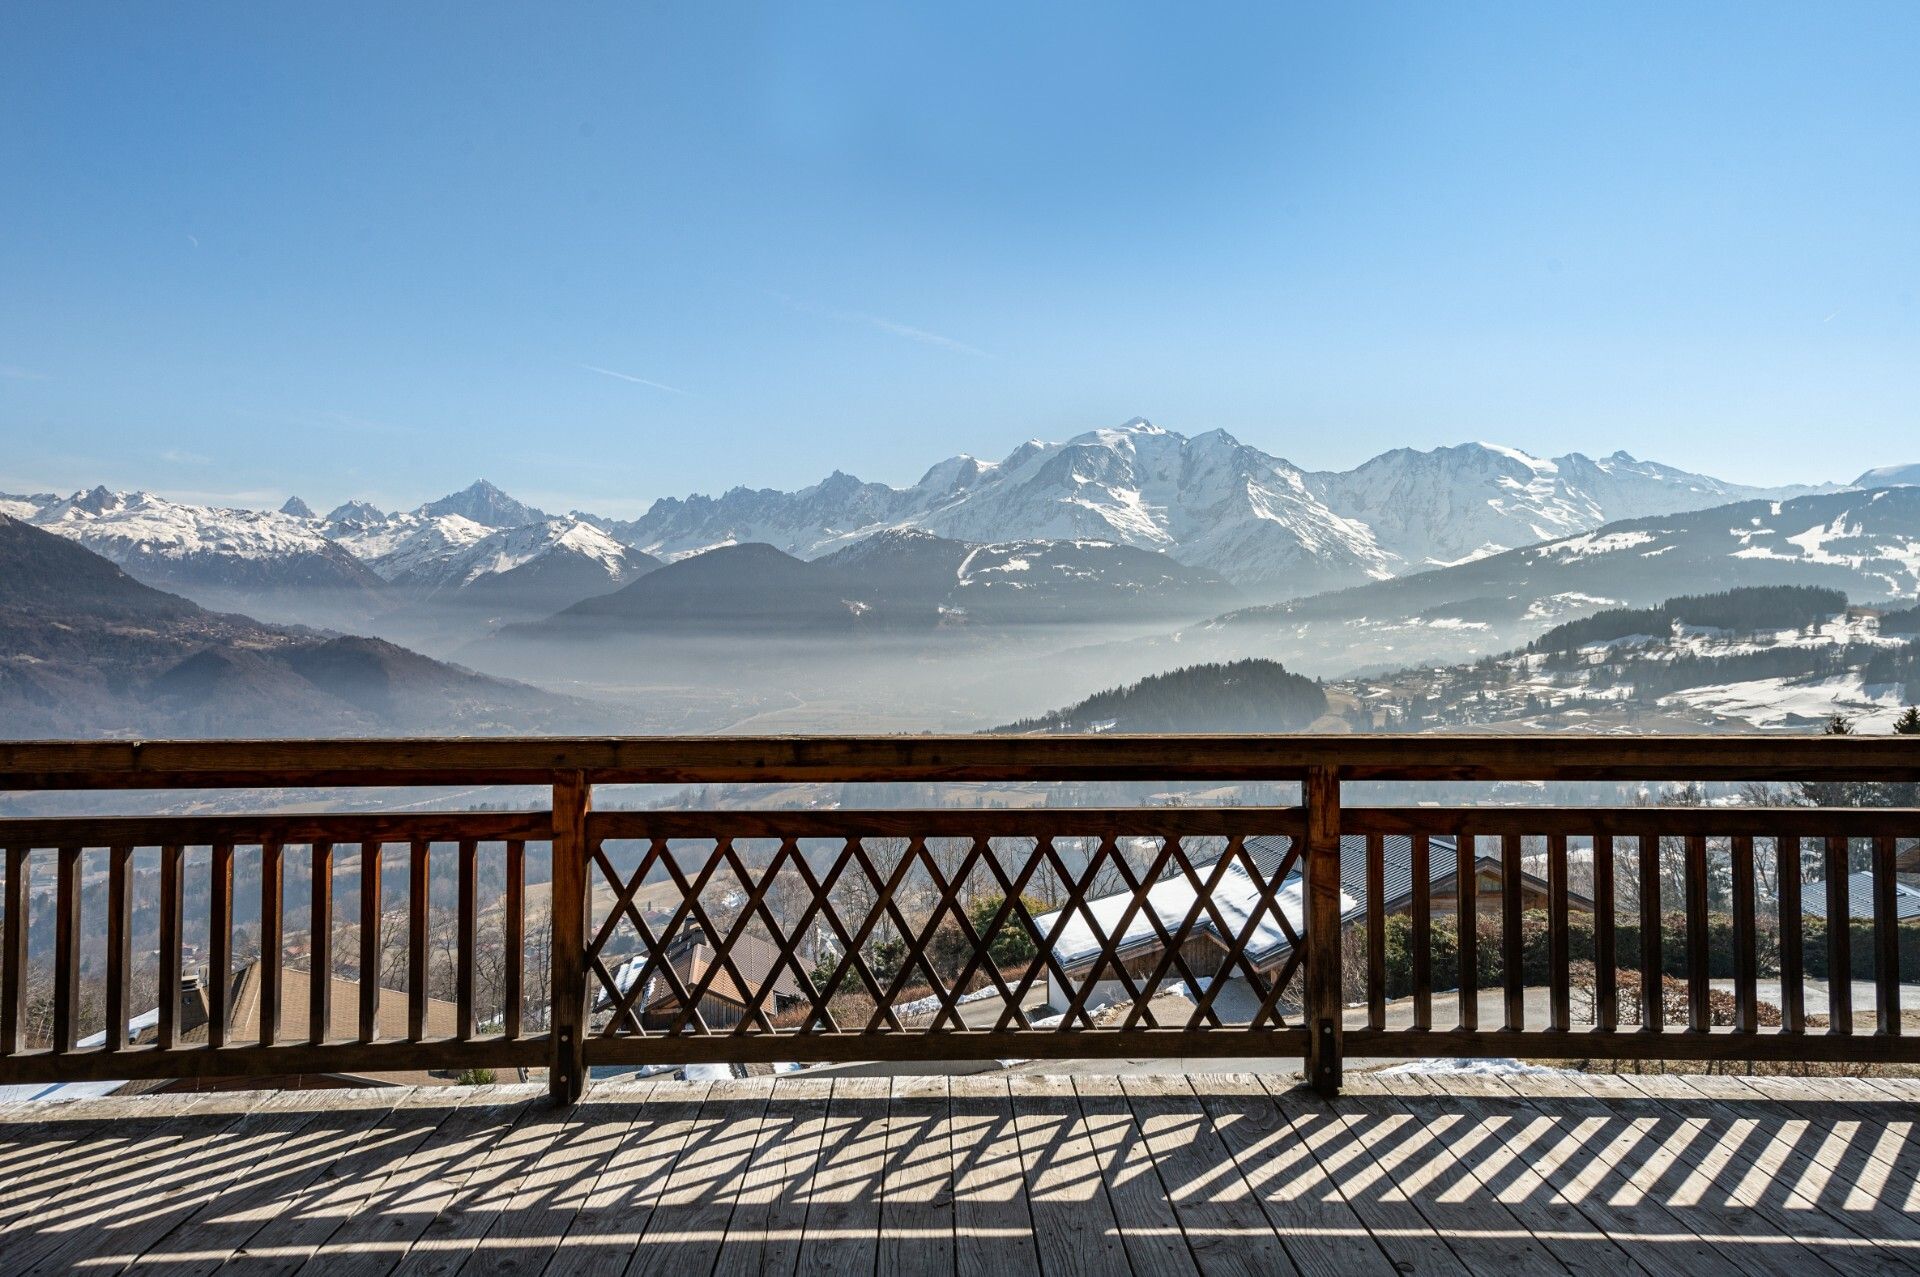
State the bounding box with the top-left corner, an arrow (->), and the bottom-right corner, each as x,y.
602,419 -> 1819,599
0,491 -> 55,521
328,511 -> 495,578
1179,485 -> 1920,678
417,479 -> 550,528
1301,443 -> 1800,569
1857,463 -> 1920,487
386,517 -> 660,601
324,499 -> 386,524
279,496 -> 317,518
27,486 -> 387,625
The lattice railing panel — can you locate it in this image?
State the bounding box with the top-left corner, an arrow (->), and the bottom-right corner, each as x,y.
583,810 -> 1308,1055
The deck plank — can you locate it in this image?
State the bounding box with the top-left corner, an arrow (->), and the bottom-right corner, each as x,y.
797,1075 -> 892,1277
1477,1073 -> 1764,1277
626,1077 -> 774,1276
385,1090 -> 585,1277
1118,1071 -> 1302,1276
0,1071 -> 1916,1276
1553,1071 -> 1847,1277
1261,1074 -> 1471,1276
280,1088 -> 537,1277
1069,1075 -> 1198,1277
228,1092 -> 466,1277
1615,1073 -> 1915,1276
880,1075 -> 957,1277
949,1075 -> 1042,1277
537,1080 -> 706,1277
1324,1074 -> 1564,1274
711,1075 -> 832,1277
1682,1073 -> 1920,1263
1191,1072 -> 1395,1277
124,1089 -> 420,1277
1385,1073 -> 1646,1277
1009,1074 -> 1132,1277
6,1097 -> 257,1275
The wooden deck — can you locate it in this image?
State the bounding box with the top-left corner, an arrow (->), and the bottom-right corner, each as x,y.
4,1072 -> 1920,1275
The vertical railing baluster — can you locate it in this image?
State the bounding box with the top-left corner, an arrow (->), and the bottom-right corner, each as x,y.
1593,834 -> 1616,1032
1501,833 -> 1523,1031
1874,835 -> 1900,1036
261,840 -> 283,1047
457,838 -> 477,1041
311,840 -> 334,1045
1547,833 -> 1569,1033
1731,834 -> 1757,1035
52,846 -> 80,1054
1638,835 -> 1661,1033
409,840 -> 429,1041
505,839 -> 525,1040
1778,833 -> 1805,1033
105,845 -> 132,1053
1826,835 -> 1851,1034
1685,834 -> 1709,1033
1,846 -> 23,1055
208,842 -> 234,1048
158,844 -> 183,1050
1365,833 -> 1384,1033
360,843 -> 382,1044
1456,831 -> 1477,1032
550,773 -> 592,1104
1302,766 -> 1343,1096
1410,832 -> 1431,1033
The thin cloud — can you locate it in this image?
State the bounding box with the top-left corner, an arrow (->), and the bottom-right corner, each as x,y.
581,364 -> 692,395
773,292 -> 992,358
0,365 -> 46,381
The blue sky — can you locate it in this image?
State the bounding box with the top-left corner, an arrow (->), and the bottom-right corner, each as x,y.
2,3 -> 1916,516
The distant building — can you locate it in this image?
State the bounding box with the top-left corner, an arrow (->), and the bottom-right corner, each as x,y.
1802,872 -> 1920,922
114,960 -> 469,1094
1037,834 -> 1593,1014
598,925 -> 804,1031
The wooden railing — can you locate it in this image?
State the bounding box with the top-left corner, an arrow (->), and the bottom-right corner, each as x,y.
0,736 -> 1914,1102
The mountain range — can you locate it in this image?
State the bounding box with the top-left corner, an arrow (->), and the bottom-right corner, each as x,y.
1152,485 -> 1920,679
7,421 -> 1877,631
592,420 -> 1835,592
0,514 -> 604,738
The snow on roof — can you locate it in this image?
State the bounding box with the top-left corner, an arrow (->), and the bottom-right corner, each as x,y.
1035,833 -> 1560,975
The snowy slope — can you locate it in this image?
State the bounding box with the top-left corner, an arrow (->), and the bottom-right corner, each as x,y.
29,487 -> 386,615
1342,604 -> 1917,734
1303,443 -> 1802,569
603,419 -> 1818,598
1175,486 -> 1920,680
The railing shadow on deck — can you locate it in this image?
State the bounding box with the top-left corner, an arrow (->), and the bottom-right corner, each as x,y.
2,1077 -> 1917,1273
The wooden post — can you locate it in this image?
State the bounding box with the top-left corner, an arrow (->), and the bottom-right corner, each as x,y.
1303,765 -> 1343,1096
550,771 -> 591,1104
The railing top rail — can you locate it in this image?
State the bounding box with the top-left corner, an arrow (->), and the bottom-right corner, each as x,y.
1,733 -> 1917,789
0,810 -> 552,847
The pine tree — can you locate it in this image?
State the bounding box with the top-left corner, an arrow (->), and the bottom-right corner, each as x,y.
1896,706 -> 1920,736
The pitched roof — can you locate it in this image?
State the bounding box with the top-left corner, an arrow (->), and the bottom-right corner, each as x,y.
1801,872 -> 1920,922
602,928 -> 802,1015
136,960 -> 463,1047
1037,833 -> 1586,974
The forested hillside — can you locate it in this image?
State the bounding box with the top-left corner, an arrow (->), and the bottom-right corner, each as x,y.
1002,658 -> 1328,733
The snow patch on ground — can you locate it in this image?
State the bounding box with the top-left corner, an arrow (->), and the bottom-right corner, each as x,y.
1376,1057 -> 1571,1078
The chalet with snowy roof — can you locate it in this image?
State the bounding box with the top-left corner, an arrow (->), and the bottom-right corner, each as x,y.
1035,833 -> 1594,1014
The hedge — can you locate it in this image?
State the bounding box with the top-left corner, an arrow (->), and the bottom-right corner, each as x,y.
1376,909 -> 1920,999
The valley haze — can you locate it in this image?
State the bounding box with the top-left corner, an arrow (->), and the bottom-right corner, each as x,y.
4,418 -> 1915,740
